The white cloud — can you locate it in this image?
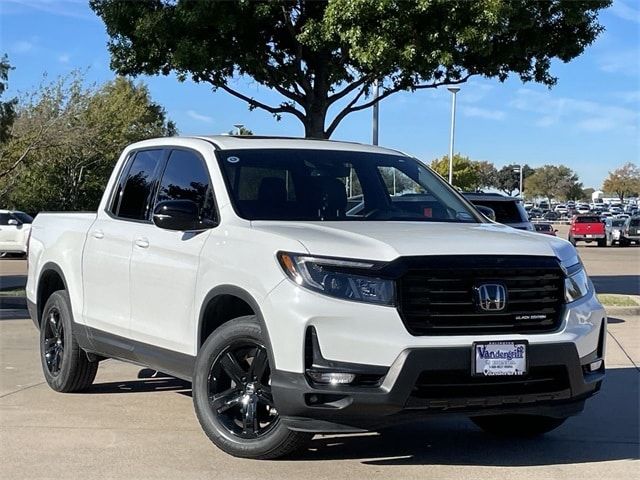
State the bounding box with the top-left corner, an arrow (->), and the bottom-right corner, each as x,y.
186,110 -> 213,123
609,0 -> 640,23
597,49 -> 639,76
11,40 -> 34,53
1,0 -> 94,20
462,106 -> 505,121
58,53 -> 71,64
510,89 -> 639,134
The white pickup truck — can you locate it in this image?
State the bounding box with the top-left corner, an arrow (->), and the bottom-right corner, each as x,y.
27,136 -> 606,459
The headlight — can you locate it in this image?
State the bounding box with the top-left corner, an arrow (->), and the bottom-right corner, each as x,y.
564,263 -> 590,303
277,252 -> 395,306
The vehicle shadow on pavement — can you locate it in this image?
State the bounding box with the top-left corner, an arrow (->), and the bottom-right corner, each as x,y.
592,275 -> 640,295
296,367 -> 639,466
86,369 -> 191,394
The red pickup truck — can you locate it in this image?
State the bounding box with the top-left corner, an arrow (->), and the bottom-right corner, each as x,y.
568,215 -> 610,247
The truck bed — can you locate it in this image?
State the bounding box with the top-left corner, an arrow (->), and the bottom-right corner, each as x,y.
26,212 -> 98,323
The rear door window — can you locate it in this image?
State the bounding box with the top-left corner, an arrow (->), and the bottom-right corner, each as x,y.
115,150 -> 164,221
575,216 -> 601,223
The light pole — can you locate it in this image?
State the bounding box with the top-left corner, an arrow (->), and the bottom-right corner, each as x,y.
372,80 -> 380,146
233,123 -> 244,135
513,165 -> 524,198
447,87 -> 460,185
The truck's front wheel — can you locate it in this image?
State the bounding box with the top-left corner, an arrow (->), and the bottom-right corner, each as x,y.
471,414 -> 566,436
39,291 -> 98,392
193,315 -> 311,459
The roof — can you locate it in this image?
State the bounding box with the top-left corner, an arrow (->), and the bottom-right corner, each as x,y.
462,192 -> 521,202
193,135 -> 405,155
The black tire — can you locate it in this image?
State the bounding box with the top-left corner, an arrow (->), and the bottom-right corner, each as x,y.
597,238 -> 606,247
39,290 -> 98,392
193,315 -> 311,459
471,414 -> 566,437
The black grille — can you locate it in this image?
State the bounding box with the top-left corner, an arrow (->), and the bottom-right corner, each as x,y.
397,256 -> 565,335
405,366 -> 571,410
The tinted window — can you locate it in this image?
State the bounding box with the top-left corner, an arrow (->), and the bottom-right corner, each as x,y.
631,218 -> 640,227
472,200 -> 525,224
217,149 -> 481,223
611,219 -> 625,227
576,216 -> 601,223
0,213 -> 10,225
12,212 -> 33,223
155,150 -> 216,221
117,150 -> 163,220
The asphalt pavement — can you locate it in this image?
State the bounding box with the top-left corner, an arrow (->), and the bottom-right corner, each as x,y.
0,243 -> 638,479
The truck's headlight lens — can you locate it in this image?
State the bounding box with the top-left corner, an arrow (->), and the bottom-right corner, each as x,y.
565,266 -> 590,303
277,252 -> 395,306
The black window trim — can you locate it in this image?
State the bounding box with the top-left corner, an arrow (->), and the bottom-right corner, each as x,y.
149,146 -> 220,229
105,148 -> 169,224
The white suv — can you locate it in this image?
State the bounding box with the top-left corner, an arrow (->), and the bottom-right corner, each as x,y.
26,137 -> 606,459
0,209 -> 33,256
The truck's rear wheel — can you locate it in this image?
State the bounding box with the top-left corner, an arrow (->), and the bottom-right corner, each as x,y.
193,315 -> 311,459
471,414 -> 566,437
39,291 -> 98,392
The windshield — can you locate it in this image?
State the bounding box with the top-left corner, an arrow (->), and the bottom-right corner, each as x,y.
611,219 -> 625,227
217,149 -> 482,223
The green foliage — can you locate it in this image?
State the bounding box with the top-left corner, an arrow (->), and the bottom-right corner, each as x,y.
495,164 -> 534,196
0,55 -> 17,144
0,74 -> 175,213
90,0 -> 610,138
430,154 -> 480,191
525,165 -> 582,202
602,163 -> 640,202
228,126 -> 254,136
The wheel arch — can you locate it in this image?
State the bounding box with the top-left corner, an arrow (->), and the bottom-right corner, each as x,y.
197,285 -> 275,367
36,262 -> 69,328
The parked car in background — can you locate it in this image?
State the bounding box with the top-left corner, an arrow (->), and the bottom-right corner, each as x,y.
622,216 -> 640,246
534,223 -> 557,236
609,206 -> 623,215
569,214 -> 610,247
463,193 -> 534,231
554,204 -> 568,216
543,211 -> 559,221
0,210 -> 33,257
528,207 -> 543,219
607,218 -> 628,246
576,204 -> 591,214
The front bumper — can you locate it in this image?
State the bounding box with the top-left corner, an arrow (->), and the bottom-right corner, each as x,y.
272,342 -> 605,433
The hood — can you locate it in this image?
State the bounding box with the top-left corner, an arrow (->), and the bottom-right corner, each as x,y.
251,221 -> 578,265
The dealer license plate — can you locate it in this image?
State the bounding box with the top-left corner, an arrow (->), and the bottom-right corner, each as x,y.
473,341 -> 527,376
586,234 -> 594,238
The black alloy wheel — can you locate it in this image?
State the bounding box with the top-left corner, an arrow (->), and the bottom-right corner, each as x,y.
42,307 -> 65,376
207,341 -> 278,439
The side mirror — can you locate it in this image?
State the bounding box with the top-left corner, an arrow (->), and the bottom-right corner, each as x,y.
476,205 -> 496,221
554,229 -> 558,233
7,219 -> 20,226
153,200 -> 207,231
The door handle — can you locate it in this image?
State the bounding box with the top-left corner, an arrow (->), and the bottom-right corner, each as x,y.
135,237 -> 149,249
92,230 -> 104,239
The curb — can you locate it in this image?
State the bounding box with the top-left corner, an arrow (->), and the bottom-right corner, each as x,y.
605,305 -> 640,317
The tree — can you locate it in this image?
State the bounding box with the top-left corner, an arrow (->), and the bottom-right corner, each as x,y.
471,161 -> 497,192
525,165 -> 581,203
91,0 -> 610,138
495,164 -> 534,196
582,187 -> 595,201
0,74 -> 176,213
0,55 -> 17,144
430,154 -> 479,191
603,163 -> 640,203
228,126 -> 254,136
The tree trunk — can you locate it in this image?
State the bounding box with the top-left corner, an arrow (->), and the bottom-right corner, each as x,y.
303,107 -> 328,139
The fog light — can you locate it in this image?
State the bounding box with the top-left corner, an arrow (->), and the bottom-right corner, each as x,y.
588,360 -> 603,372
307,371 -> 356,385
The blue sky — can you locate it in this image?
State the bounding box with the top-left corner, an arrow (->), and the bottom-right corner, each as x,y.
1,0 -> 639,189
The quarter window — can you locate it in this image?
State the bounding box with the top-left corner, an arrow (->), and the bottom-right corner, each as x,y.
117,150 -> 164,221
155,150 -> 216,221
